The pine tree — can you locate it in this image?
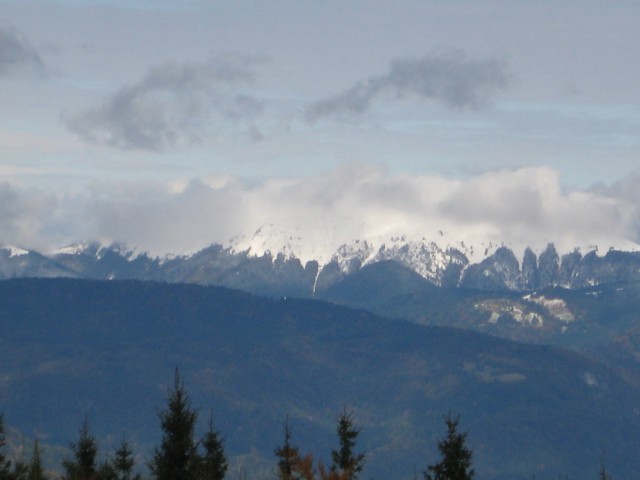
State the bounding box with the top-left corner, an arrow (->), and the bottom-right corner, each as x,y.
329,410 -> 365,480
27,440 -> 47,480
14,436 -> 33,480
599,465 -> 612,480
599,451 -> 612,480
111,438 -> 139,480
424,414 -> 474,480
62,418 -> 98,480
0,414 -> 12,480
27,440 -> 48,480
96,460 -> 116,480
149,370 -> 199,480
197,414 -> 227,480
13,456 -> 28,480
274,418 -> 300,480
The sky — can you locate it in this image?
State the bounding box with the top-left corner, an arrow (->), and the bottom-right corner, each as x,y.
1,1 -> 640,259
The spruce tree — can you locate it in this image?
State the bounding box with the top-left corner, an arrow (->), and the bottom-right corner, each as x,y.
424,414 -> 474,480
197,414 -> 227,480
111,438 -> 139,480
62,418 -> 98,480
599,465 -> 612,480
13,456 -> 28,480
274,418 -> 300,480
27,440 -> 48,480
27,440 -> 47,480
599,451 -> 612,480
150,370 -> 199,480
0,414 -> 12,480
330,410 -> 365,480
12,436 -> 29,480
96,460 -> 116,480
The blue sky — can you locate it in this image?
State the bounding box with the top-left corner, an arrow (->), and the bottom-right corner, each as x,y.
1,1 -> 640,256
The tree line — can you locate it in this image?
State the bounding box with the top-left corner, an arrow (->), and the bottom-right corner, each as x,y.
2,369 -> 609,480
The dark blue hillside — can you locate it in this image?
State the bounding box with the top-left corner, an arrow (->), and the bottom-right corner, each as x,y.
0,278 -> 639,480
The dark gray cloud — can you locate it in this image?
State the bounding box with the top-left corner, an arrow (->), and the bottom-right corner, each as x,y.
0,24 -> 44,76
307,52 -> 510,122
67,57 -> 265,151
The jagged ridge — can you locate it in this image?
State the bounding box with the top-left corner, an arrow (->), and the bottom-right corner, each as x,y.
2,238 -> 640,295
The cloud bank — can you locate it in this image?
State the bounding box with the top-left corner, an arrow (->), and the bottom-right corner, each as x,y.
0,167 -> 638,263
307,52 -> 510,122
67,56 -> 264,151
0,24 -> 43,76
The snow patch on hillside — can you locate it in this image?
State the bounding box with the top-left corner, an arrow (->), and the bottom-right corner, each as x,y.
523,294 -> 575,322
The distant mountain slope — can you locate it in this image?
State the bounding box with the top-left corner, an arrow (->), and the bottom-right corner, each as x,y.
321,260 -> 435,308
1,278 -> 640,480
321,268 -> 640,377
2,239 -> 640,297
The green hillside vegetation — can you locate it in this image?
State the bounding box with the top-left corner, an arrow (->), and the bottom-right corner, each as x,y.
0,278 -> 639,479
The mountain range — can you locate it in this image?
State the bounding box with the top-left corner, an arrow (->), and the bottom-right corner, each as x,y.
5,238 -> 640,368
3,236 -> 640,478
2,237 -> 640,297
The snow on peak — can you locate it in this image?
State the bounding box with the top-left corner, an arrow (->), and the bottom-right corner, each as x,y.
2,245 -> 29,258
229,222 -> 340,265
221,219 -> 640,286
227,223 -> 493,282
53,242 -> 146,262
54,242 -> 91,255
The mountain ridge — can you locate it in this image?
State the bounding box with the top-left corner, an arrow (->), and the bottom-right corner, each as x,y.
1,235 -> 640,295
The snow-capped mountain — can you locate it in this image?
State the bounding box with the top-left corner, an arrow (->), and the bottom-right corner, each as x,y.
1,228 -> 640,297
224,222 -> 640,287
230,223 -> 503,265
225,223 -> 528,286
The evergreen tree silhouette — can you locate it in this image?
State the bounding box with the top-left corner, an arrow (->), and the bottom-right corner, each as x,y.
424,414 -> 474,480
330,410 -> 365,480
27,440 -> 47,480
197,413 -> 227,480
274,418 -> 300,480
150,369 -> 199,480
0,414 -> 12,480
62,418 -> 98,480
111,437 -> 139,480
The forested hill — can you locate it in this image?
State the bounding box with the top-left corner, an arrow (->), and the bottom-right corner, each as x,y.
1,278 -> 639,480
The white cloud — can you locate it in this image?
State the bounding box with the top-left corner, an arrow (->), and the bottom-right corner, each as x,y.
0,167 -> 638,262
